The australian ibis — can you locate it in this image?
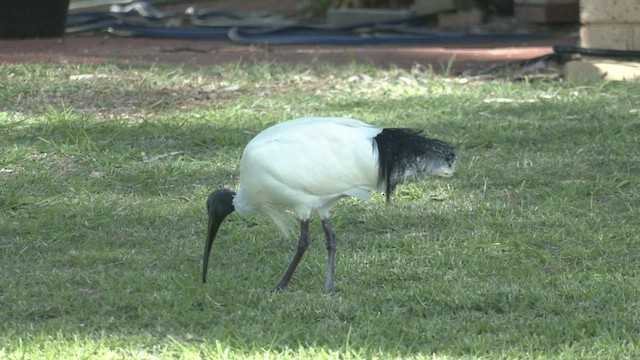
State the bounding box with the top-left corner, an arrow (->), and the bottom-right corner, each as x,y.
203,117 -> 455,292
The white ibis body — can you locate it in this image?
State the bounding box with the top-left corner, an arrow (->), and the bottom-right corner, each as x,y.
203,117 -> 455,292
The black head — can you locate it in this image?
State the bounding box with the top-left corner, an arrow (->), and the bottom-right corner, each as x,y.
206,188 -> 236,220
202,188 -> 236,284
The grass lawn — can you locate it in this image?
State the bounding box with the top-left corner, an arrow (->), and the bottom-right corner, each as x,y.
1,62 -> 639,359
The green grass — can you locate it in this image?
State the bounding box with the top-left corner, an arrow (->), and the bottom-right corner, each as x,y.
1,62 -> 639,359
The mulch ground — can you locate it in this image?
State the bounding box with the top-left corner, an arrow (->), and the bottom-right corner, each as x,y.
0,34 -> 573,74
0,0 -> 575,73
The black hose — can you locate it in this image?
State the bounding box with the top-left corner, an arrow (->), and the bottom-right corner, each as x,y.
554,45 -> 640,60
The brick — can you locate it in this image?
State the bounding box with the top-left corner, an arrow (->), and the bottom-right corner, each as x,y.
580,0 -> 640,25
581,24 -> 640,51
415,0 -> 456,15
514,3 -> 579,24
453,0 -> 481,10
326,8 -> 413,27
515,0 -> 577,4
438,7 -> 486,29
564,59 -> 640,82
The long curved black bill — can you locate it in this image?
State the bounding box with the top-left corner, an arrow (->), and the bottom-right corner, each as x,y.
202,189 -> 235,284
202,214 -> 224,283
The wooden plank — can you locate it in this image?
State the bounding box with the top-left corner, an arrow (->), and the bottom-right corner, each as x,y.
580,0 -> 640,25
581,24 -> 640,51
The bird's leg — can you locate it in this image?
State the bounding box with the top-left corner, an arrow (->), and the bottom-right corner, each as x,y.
322,218 -> 337,292
273,219 -> 311,292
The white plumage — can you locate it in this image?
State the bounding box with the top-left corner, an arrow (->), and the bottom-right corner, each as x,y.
203,117 -> 456,292
234,117 -> 381,235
